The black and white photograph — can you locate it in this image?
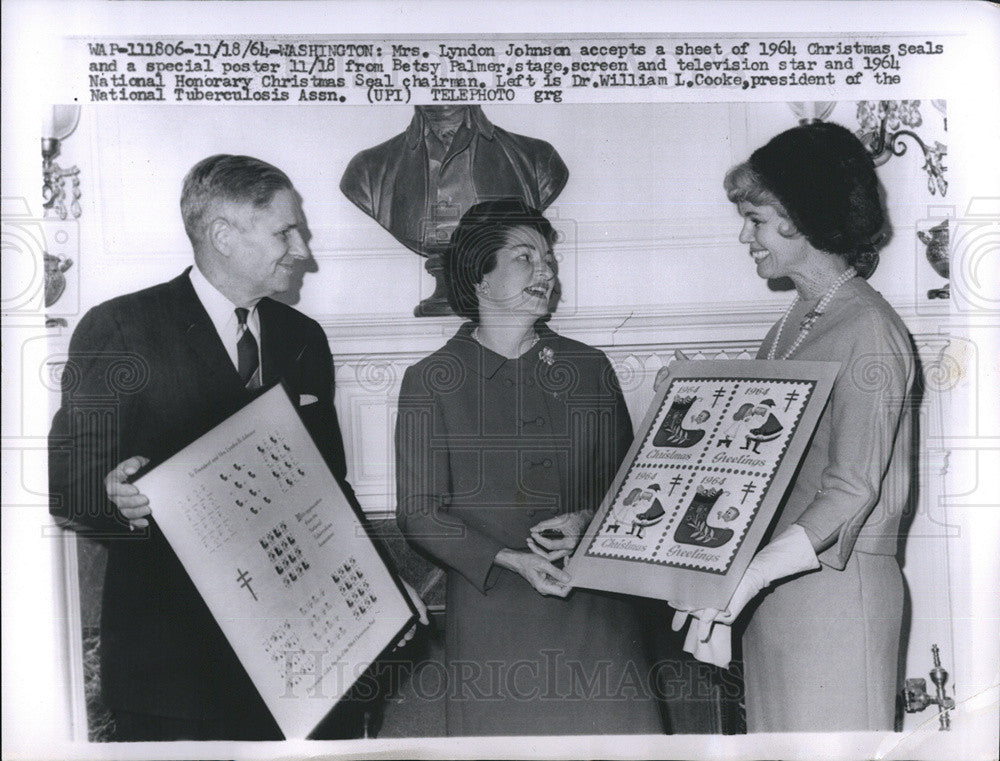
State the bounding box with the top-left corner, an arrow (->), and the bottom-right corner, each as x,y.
3,2 -> 998,760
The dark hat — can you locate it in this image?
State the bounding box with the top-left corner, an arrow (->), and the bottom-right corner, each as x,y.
749,122 -> 886,272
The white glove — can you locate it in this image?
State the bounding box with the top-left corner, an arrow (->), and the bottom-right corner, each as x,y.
716,523 -> 819,624
668,523 -> 819,666
672,608 -> 732,668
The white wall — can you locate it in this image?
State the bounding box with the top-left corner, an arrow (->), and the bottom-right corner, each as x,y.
63,101 -> 949,324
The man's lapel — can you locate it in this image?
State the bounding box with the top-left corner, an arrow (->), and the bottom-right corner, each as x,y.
165,269 -> 245,392
257,299 -> 308,391
164,272 -> 312,401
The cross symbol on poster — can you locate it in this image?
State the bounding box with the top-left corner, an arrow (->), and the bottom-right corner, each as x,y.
236,567 -> 258,601
740,482 -> 757,504
784,389 -> 800,412
668,475 -> 684,495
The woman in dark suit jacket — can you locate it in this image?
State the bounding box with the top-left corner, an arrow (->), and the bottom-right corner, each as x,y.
395,199 -> 663,736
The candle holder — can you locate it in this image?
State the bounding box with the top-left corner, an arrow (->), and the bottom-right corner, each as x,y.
41,105 -> 82,220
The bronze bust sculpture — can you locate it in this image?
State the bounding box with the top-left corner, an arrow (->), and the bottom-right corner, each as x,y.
340,105 -> 569,315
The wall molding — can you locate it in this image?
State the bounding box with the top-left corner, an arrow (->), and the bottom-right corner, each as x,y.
329,313 -> 955,516
319,300 -> 951,357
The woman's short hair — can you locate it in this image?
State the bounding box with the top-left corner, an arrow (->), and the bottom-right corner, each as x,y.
444,198 -> 557,321
724,121 -> 887,278
181,154 -> 293,247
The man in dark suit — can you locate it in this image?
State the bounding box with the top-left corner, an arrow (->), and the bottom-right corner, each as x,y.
48,155 -> 423,741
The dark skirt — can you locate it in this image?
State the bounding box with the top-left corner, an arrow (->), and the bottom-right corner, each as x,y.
442,567 -> 665,736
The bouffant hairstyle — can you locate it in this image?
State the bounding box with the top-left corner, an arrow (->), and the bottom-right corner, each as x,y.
723,121 -> 888,278
444,198 -> 557,322
181,154 -> 293,247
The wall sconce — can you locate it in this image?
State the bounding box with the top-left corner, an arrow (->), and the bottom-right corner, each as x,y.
855,100 -> 948,196
42,105 -> 82,219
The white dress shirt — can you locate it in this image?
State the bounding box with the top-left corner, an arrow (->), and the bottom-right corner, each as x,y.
188,266 -> 261,381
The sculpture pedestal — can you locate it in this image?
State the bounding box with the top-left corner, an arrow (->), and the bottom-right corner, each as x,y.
414,253 -> 453,317
927,283 -> 950,299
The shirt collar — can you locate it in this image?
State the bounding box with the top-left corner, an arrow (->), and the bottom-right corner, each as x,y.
188,265 -> 260,338
405,106 -> 495,150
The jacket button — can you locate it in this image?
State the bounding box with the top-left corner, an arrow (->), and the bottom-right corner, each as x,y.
504,378 -> 515,388
543,458 -> 552,468
535,416 -> 545,426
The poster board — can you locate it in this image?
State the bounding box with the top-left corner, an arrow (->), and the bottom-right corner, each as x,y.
133,384 -> 416,739
569,359 -> 839,611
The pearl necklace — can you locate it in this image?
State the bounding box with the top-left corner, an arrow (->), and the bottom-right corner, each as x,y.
768,267 -> 856,360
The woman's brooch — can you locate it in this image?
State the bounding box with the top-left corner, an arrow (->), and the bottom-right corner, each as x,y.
800,310 -> 822,331
538,346 -> 555,366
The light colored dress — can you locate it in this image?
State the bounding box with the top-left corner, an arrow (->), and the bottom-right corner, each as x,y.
743,277 -> 915,731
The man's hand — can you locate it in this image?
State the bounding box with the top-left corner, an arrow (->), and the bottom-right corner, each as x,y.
393,579 -> 430,649
495,548 -> 571,597
527,511 -> 591,561
104,456 -> 151,530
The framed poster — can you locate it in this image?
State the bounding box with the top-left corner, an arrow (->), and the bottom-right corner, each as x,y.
134,384 -> 417,739
569,359 -> 839,611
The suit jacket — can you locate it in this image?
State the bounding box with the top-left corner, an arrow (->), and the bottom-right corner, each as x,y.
340,107 -> 569,256
48,269 -> 355,730
395,322 -> 631,594
394,323 -> 664,735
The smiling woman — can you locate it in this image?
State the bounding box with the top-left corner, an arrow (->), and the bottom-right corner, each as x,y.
477,225 -> 556,320
394,198 -> 665,736
670,122 -> 915,733
444,199 -> 558,332
735,201 -> 812,283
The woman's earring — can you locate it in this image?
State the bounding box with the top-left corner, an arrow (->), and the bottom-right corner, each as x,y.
476,281 -> 490,296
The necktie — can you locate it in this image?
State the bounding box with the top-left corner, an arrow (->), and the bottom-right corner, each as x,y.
235,307 -> 260,389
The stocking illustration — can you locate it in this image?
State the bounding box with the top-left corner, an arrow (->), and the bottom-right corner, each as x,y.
652,396 -> 706,448
674,486 -> 734,548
